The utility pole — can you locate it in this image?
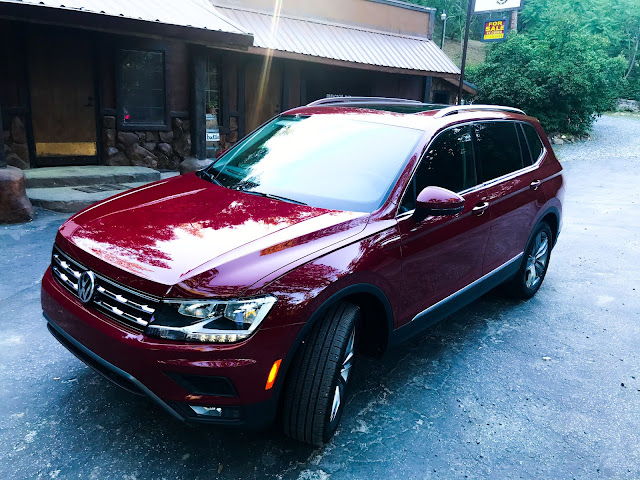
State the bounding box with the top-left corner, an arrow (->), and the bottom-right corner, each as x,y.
509,9 -> 518,32
457,0 -> 474,105
440,11 -> 447,49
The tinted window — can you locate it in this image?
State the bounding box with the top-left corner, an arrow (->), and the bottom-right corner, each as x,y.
207,115 -> 424,212
119,50 -> 166,127
400,125 -> 475,213
474,122 -> 523,182
522,123 -> 544,164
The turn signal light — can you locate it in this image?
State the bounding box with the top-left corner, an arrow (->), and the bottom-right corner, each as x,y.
265,359 -> 282,390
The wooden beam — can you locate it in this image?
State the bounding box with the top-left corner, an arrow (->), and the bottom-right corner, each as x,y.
0,102 -> 6,168
190,47 -> 206,160
423,76 -> 433,103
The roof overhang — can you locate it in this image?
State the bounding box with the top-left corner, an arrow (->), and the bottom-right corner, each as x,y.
0,0 -> 253,48
215,6 -> 461,78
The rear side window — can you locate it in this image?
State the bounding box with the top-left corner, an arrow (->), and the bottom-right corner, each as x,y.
400,125 -> 476,213
473,122 -> 523,182
522,123 -> 544,164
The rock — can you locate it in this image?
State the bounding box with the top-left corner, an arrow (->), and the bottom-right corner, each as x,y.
157,143 -> 172,156
126,144 -> 158,169
230,116 -> 238,131
10,116 -> 27,144
0,166 -> 34,223
104,146 -> 119,158
5,152 -> 29,170
117,131 -> 140,148
10,143 -> 29,164
173,117 -> 183,131
135,131 -> 146,141
616,99 -> 640,113
3,130 -> 11,145
103,128 -> 116,147
3,143 -> 9,155
105,151 -> 130,166
103,115 -> 116,129
143,142 -> 157,152
228,130 -> 239,143
173,127 -> 183,141
173,133 -> 191,158
179,156 -> 214,175
182,120 -> 190,132
159,130 -> 174,143
146,131 -> 160,143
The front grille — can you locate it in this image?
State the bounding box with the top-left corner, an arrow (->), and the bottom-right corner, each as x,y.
51,245 -> 160,332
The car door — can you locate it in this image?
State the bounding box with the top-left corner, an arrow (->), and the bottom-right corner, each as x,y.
472,121 -> 547,273
396,124 -> 491,328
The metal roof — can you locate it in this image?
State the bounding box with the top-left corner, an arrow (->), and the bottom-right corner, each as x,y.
216,6 -> 461,75
0,0 -> 250,37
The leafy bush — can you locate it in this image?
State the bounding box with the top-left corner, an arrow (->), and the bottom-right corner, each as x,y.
467,24 -> 627,134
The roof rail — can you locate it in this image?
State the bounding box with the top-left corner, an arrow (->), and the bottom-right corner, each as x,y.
307,96 -> 424,107
433,104 -> 526,118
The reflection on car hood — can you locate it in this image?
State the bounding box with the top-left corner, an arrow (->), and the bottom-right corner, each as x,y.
59,174 -> 369,291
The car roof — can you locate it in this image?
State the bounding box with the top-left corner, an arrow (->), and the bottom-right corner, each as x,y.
284,98 -> 532,131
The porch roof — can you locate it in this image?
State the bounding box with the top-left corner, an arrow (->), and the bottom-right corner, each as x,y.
0,0 -> 253,47
215,5 -> 461,77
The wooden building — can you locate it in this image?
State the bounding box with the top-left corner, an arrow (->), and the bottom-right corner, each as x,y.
0,0 -> 472,171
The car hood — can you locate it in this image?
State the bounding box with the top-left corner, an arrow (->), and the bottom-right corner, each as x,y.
58,174 -> 369,295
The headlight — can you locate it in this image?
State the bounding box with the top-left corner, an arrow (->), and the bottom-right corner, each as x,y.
145,296 -> 277,343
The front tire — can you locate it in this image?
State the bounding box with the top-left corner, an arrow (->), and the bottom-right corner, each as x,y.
281,302 -> 359,445
505,221 -> 553,299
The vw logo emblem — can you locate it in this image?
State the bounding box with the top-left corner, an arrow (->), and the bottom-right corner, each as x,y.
78,271 -> 96,303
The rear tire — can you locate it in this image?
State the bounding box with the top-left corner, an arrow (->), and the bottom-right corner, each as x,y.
504,221 -> 553,299
281,302 -> 359,446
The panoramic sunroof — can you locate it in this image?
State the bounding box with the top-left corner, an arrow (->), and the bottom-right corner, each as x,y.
341,103 -> 447,114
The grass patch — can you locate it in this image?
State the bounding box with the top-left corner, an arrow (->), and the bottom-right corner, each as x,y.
442,38 -> 488,69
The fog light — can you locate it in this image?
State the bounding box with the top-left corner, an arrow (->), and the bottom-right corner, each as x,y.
190,405 -> 222,417
188,405 -> 241,419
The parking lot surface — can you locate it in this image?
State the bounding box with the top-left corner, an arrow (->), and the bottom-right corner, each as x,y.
1,114 -> 639,479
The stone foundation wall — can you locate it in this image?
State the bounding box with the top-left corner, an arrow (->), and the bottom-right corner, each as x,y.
2,115 -> 30,170
102,115 -> 192,170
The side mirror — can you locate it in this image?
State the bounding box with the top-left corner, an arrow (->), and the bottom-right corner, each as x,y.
414,186 -> 465,221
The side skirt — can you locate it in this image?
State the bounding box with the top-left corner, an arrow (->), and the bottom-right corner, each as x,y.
389,254 -> 523,347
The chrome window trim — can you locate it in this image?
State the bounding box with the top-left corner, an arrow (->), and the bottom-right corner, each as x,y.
395,120 -> 547,219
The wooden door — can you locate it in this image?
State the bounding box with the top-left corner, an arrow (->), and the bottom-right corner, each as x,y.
245,59 -> 282,133
28,28 -> 97,166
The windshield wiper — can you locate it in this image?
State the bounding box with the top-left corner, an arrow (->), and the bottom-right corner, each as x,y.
196,169 -> 221,186
236,188 -> 307,206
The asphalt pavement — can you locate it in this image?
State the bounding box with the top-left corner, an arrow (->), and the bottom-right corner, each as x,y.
1,114 -> 639,479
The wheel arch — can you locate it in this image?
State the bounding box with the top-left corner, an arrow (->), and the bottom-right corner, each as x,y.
537,206 -> 560,247
271,283 -> 393,414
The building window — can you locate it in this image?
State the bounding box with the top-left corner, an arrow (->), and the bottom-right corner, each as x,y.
205,57 -> 221,119
118,49 -> 167,128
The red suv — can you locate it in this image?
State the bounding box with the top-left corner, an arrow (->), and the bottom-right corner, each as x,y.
42,98 -> 564,445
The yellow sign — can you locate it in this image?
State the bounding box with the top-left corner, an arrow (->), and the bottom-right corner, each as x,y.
482,19 -> 507,42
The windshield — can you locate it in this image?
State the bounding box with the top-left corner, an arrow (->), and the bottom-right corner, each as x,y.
202,115 -> 424,212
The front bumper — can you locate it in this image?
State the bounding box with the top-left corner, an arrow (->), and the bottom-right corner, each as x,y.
42,268 -> 300,429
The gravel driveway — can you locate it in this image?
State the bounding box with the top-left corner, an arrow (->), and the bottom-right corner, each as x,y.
1,114 -> 639,479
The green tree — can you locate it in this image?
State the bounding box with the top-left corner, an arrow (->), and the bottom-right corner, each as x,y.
468,28 -> 626,134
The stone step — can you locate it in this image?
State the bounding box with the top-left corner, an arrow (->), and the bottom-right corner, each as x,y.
24,166 -> 161,188
27,182 -> 151,213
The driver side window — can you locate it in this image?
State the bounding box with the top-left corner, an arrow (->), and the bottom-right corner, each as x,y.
400,125 -> 476,213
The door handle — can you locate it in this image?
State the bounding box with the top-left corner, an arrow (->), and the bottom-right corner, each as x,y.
472,202 -> 489,216
530,180 -> 542,191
